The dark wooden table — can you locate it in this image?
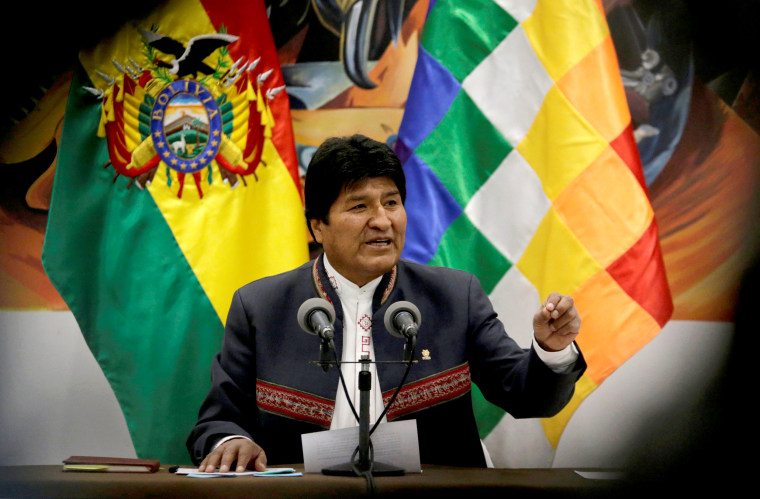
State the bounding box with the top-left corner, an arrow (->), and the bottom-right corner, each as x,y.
0,464 -> 624,497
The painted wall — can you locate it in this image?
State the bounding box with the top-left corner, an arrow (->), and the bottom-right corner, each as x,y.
1,0 -> 758,469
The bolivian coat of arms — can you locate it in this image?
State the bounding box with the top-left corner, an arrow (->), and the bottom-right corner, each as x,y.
84,25 -> 284,199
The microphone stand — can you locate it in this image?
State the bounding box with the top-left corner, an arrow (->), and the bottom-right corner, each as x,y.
403,335 -> 416,363
319,338 -> 332,372
322,354 -> 405,477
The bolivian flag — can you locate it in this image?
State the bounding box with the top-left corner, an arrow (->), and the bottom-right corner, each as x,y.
397,0 -> 673,465
42,0 -> 308,463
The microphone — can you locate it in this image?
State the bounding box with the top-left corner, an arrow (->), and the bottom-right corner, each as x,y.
383,301 -> 422,339
297,298 -> 336,340
297,298 -> 336,372
384,301 -> 422,362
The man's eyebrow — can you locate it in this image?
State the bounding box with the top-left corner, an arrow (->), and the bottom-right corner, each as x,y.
344,189 -> 400,202
344,193 -> 369,203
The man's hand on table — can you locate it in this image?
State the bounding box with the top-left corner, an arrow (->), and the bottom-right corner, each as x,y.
198,438 -> 267,473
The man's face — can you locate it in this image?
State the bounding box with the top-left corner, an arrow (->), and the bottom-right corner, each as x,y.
311,176 -> 406,287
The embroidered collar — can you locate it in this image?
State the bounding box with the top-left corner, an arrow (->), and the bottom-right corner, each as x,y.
311,254 -> 396,310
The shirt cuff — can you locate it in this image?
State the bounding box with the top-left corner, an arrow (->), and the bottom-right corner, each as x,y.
532,337 -> 579,374
212,435 -> 254,451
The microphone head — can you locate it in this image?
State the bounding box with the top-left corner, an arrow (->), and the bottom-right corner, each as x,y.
384,301 -> 422,338
297,298 -> 336,335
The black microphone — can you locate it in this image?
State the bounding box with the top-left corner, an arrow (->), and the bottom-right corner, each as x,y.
383,301 -> 422,339
384,301 -> 422,362
297,298 -> 336,372
297,298 -> 336,340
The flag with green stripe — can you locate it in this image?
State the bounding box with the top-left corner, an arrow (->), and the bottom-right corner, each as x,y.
42,0 -> 309,463
397,0 -> 672,466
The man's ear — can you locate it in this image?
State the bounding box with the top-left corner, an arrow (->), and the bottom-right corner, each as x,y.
309,219 -> 323,244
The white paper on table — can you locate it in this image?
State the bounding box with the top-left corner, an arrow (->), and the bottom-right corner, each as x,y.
301,419 -> 421,473
174,467 -> 297,477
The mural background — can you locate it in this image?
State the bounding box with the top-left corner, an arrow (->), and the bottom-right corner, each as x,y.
1,0 -> 758,468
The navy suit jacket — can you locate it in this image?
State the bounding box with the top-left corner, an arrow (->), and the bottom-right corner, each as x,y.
187,256 -> 586,467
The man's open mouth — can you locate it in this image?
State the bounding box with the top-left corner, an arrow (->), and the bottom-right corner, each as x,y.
366,239 -> 391,246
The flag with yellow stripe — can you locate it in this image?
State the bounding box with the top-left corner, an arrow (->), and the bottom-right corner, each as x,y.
42,0 -> 308,463
396,0 -> 672,466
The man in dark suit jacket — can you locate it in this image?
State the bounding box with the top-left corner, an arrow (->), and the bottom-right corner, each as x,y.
187,134 -> 585,472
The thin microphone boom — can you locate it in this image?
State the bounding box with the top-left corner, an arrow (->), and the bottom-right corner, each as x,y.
383,301 -> 422,362
297,298 -> 336,372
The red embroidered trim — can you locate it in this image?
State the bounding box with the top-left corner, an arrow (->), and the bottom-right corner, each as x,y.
312,259 -> 332,304
380,266 -> 396,305
312,258 -> 397,305
256,379 -> 334,428
382,363 -> 472,421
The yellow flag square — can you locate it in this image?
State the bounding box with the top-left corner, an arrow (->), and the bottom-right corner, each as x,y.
516,207 -> 601,299
518,86 -> 608,200
523,0 -> 608,82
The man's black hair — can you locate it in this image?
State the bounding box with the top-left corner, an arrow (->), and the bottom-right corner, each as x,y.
304,134 -> 406,239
